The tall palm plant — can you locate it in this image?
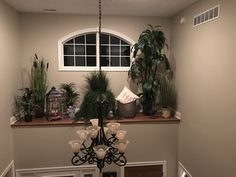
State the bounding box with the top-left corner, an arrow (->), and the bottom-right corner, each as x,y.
129,25 -> 172,115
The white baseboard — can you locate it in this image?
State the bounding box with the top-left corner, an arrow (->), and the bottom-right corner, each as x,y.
0,160 -> 15,177
178,162 -> 193,177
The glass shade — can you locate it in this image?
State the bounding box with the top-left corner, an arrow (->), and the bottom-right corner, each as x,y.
69,140 -> 82,153
93,145 -> 109,159
76,130 -> 89,141
107,123 -> 120,135
90,119 -> 99,127
116,130 -> 127,140
87,126 -> 100,139
116,140 -> 129,153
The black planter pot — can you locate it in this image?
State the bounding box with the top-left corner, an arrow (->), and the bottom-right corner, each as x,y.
142,101 -> 157,116
24,114 -> 33,122
34,102 -> 45,118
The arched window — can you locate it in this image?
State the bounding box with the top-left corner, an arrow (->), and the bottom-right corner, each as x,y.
58,28 -> 134,71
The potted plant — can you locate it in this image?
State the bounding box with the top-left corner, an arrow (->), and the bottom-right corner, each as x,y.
60,82 -> 79,118
75,71 -> 116,121
128,25 -> 172,115
19,88 -> 34,122
159,77 -> 177,118
31,54 -> 49,118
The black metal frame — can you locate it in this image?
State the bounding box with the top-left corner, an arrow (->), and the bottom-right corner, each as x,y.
71,96 -> 127,172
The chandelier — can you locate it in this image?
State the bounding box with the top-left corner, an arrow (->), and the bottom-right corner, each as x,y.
68,0 -> 129,172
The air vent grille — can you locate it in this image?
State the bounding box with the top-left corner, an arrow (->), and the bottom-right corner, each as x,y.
193,5 -> 220,27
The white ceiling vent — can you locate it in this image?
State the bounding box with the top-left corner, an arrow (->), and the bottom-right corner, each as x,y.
193,5 -> 220,27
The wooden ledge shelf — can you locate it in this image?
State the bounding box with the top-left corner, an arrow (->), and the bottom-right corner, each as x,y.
11,114 -> 180,127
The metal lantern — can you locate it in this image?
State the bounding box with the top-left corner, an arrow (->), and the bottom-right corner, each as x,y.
46,87 -> 63,121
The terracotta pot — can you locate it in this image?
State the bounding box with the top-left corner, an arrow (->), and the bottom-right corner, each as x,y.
162,108 -> 171,118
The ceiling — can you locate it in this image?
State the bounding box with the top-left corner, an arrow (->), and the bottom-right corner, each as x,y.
4,0 -> 198,17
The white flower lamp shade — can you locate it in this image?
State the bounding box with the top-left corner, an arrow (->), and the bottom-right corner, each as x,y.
87,126 -> 100,139
76,130 -> 89,141
116,130 -> 127,140
104,127 -> 109,134
94,145 -> 110,159
90,119 -> 99,127
69,140 -> 82,153
107,123 -> 120,135
116,140 -> 129,153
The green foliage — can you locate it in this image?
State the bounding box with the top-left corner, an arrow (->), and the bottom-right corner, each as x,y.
60,82 -> 79,108
85,72 -> 108,92
13,88 -> 34,119
128,25 -> 172,110
159,77 -> 177,110
31,54 -> 49,105
75,72 -> 116,121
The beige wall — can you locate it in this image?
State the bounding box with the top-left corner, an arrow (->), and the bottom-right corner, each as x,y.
171,0 -> 236,176
0,1 -> 20,174
19,13 -> 171,98
12,123 -> 179,177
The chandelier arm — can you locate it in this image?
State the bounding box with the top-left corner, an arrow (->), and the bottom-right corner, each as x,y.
71,154 -> 89,166
112,154 -> 127,166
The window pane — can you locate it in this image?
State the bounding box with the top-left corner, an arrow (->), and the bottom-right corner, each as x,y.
75,56 -> 85,66
101,46 -> 109,55
64,56 -> 74,66
86,45 -> 96,55
101,34 -> 109,44
86,34 -> 96,44
75,36 -> 85,44
121,46 -> 130,56
75,45 -> 85,55
121,57 -> 130,66
101,57 -> 109,66
111,57 -> 120,66
121,40 -> 128,45
64,45 -> 74,55
111,46 -> 120,55
65,39 -> 74,44
111,36 -> 120,44
87,57 -> 96,66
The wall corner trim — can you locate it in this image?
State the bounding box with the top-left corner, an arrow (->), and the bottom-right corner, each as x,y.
178,161 -> 193,177
0,160 -> 15,177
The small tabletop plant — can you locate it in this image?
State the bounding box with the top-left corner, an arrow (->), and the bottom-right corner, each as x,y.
60,82 -> 79,118
18,88 -> 34,122
129,25 -> 172,116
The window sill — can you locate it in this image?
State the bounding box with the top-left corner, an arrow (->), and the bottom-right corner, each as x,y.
11,114 -> 180,127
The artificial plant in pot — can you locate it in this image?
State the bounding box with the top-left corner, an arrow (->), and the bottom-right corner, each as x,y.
60,82 -> 79,118
75,71 -> 116,121
31,54 -> 49,118
159,77 -> 177,118
19,88 -> 34,122
128,25 -> 172,116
